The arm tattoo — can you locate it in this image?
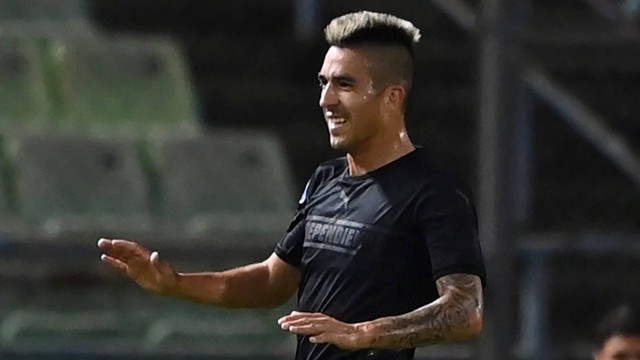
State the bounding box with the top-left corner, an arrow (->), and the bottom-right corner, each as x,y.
369,273 -> 483,349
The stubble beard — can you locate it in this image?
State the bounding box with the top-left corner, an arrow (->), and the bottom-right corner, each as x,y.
329,135 -> 348,151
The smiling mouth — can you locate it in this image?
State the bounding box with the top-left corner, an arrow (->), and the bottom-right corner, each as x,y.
327,117 -> 348,136
328,117 -> 347,125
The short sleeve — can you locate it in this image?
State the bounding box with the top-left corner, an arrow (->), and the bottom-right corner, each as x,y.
274,179 -> 313,267
419,182 -> 486,286
274,210 -> 305,267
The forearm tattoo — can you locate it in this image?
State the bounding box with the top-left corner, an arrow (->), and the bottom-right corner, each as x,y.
370,273 -> 483,349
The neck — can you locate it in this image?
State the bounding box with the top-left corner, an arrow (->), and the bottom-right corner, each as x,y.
346,126 -> 415,176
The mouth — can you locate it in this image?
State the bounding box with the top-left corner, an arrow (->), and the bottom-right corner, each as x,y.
324,109 -> 349,136
325,110 -> 347,126
326,116 -> 348,135
328,117 -> 346,125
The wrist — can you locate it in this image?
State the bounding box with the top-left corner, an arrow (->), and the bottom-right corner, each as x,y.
161,272 -> 183,297
354,321 -> 379,349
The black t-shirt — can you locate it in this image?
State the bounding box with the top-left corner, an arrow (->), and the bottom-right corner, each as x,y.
275,148 -> 486,360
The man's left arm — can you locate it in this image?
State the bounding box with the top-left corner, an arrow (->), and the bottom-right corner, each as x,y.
278,272 -> 483,350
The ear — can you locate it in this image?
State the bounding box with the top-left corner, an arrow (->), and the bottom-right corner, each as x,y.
385,85 -> 406,108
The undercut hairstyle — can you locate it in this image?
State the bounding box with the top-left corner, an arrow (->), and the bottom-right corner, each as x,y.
324,11 -> 421,96
595,303 -> 640,349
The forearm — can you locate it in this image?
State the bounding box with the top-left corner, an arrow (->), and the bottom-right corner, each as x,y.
169,263 -> 274,308
358,274 -> 484,349
162,253 -> 299,309
361,297 -> 481,349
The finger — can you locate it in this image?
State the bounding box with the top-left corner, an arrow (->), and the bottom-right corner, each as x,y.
100,254 -> 128,273
278,314 -> 327,330
279,317 -> 308,330
287,323 -> 324,336
110,239 -> 150,261
150,251 -> 176,276
149,251 -> 166,281
282,317 -> 335,333
150,251 -> 161,267
97,238 -> 112,250
278,312 -> 325,324
309,334 -> 328,344
291,311 -> 325,317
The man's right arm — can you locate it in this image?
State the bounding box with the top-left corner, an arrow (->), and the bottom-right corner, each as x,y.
98,238 -> 300,309
175,253 -> 300,308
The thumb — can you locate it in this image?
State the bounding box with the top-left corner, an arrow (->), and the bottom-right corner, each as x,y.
150,251 -> 161,267
150,251 -> 175,277
150,251 -> 166,273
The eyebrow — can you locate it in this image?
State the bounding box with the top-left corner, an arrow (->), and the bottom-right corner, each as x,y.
317,74 -> 357,84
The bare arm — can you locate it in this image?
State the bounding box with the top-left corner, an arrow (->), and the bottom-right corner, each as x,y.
176,253 -> 300,308
279,273 -> 483,350
362,273 -> 483,348
98,238 -> 300,309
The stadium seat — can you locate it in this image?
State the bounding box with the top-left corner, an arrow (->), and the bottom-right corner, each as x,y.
49,36 -> 198,135
10,134 -> 152,240
0,0 -> 94,37
150,130 -> 296,244
0,137 -> 11,214
0,136 -> 31,237
0,309 -> 127,348
0,38 -> 51,131
143,303 -> 295,356
0,283 -> 21,320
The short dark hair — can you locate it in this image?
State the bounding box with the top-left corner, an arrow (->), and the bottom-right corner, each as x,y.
596,303 -> 640,348
324,11 -> 421,57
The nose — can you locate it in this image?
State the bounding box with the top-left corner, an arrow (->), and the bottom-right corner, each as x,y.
319,83 -> 339,108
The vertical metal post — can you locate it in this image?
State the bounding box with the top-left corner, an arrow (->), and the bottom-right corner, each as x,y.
476,0 -> 519,359
513,86 -> 534,225
519,250 -> 551,360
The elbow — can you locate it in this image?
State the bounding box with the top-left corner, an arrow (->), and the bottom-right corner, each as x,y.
468,313 -> 484,339
459,307 -> 484,340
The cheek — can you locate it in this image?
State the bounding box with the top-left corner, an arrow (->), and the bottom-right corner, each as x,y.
350,96 -> 381,116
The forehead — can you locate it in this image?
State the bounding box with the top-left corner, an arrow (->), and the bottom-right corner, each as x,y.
319,46 -> 372,78
601,335 -> 640,355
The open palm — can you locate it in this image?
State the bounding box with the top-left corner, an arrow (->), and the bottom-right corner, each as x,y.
98,238 -> 178,295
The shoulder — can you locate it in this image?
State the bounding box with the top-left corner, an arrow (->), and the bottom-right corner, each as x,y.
313,156 -> 348,180
407,149 -> 475,206
298,156 -> 347,205
405,149 -> 467,190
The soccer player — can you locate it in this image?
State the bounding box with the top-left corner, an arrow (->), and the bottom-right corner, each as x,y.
594,304 -> 640,360
98,11 -> 486,359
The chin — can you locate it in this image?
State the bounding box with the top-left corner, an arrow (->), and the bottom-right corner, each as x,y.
329,137 -> 348,151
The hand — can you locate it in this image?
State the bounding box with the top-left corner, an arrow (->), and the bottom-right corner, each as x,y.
277,311 -> 369,351
97,238 -> 178,296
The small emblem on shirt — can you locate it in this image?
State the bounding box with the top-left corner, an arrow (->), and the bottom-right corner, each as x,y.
339,189 -> 349,210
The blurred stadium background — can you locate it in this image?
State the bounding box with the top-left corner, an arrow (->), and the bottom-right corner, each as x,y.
0,0 -> 639,359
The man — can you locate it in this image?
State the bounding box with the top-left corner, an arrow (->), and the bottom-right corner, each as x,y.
98,11 -> 486,359
594,304 -> 640,360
